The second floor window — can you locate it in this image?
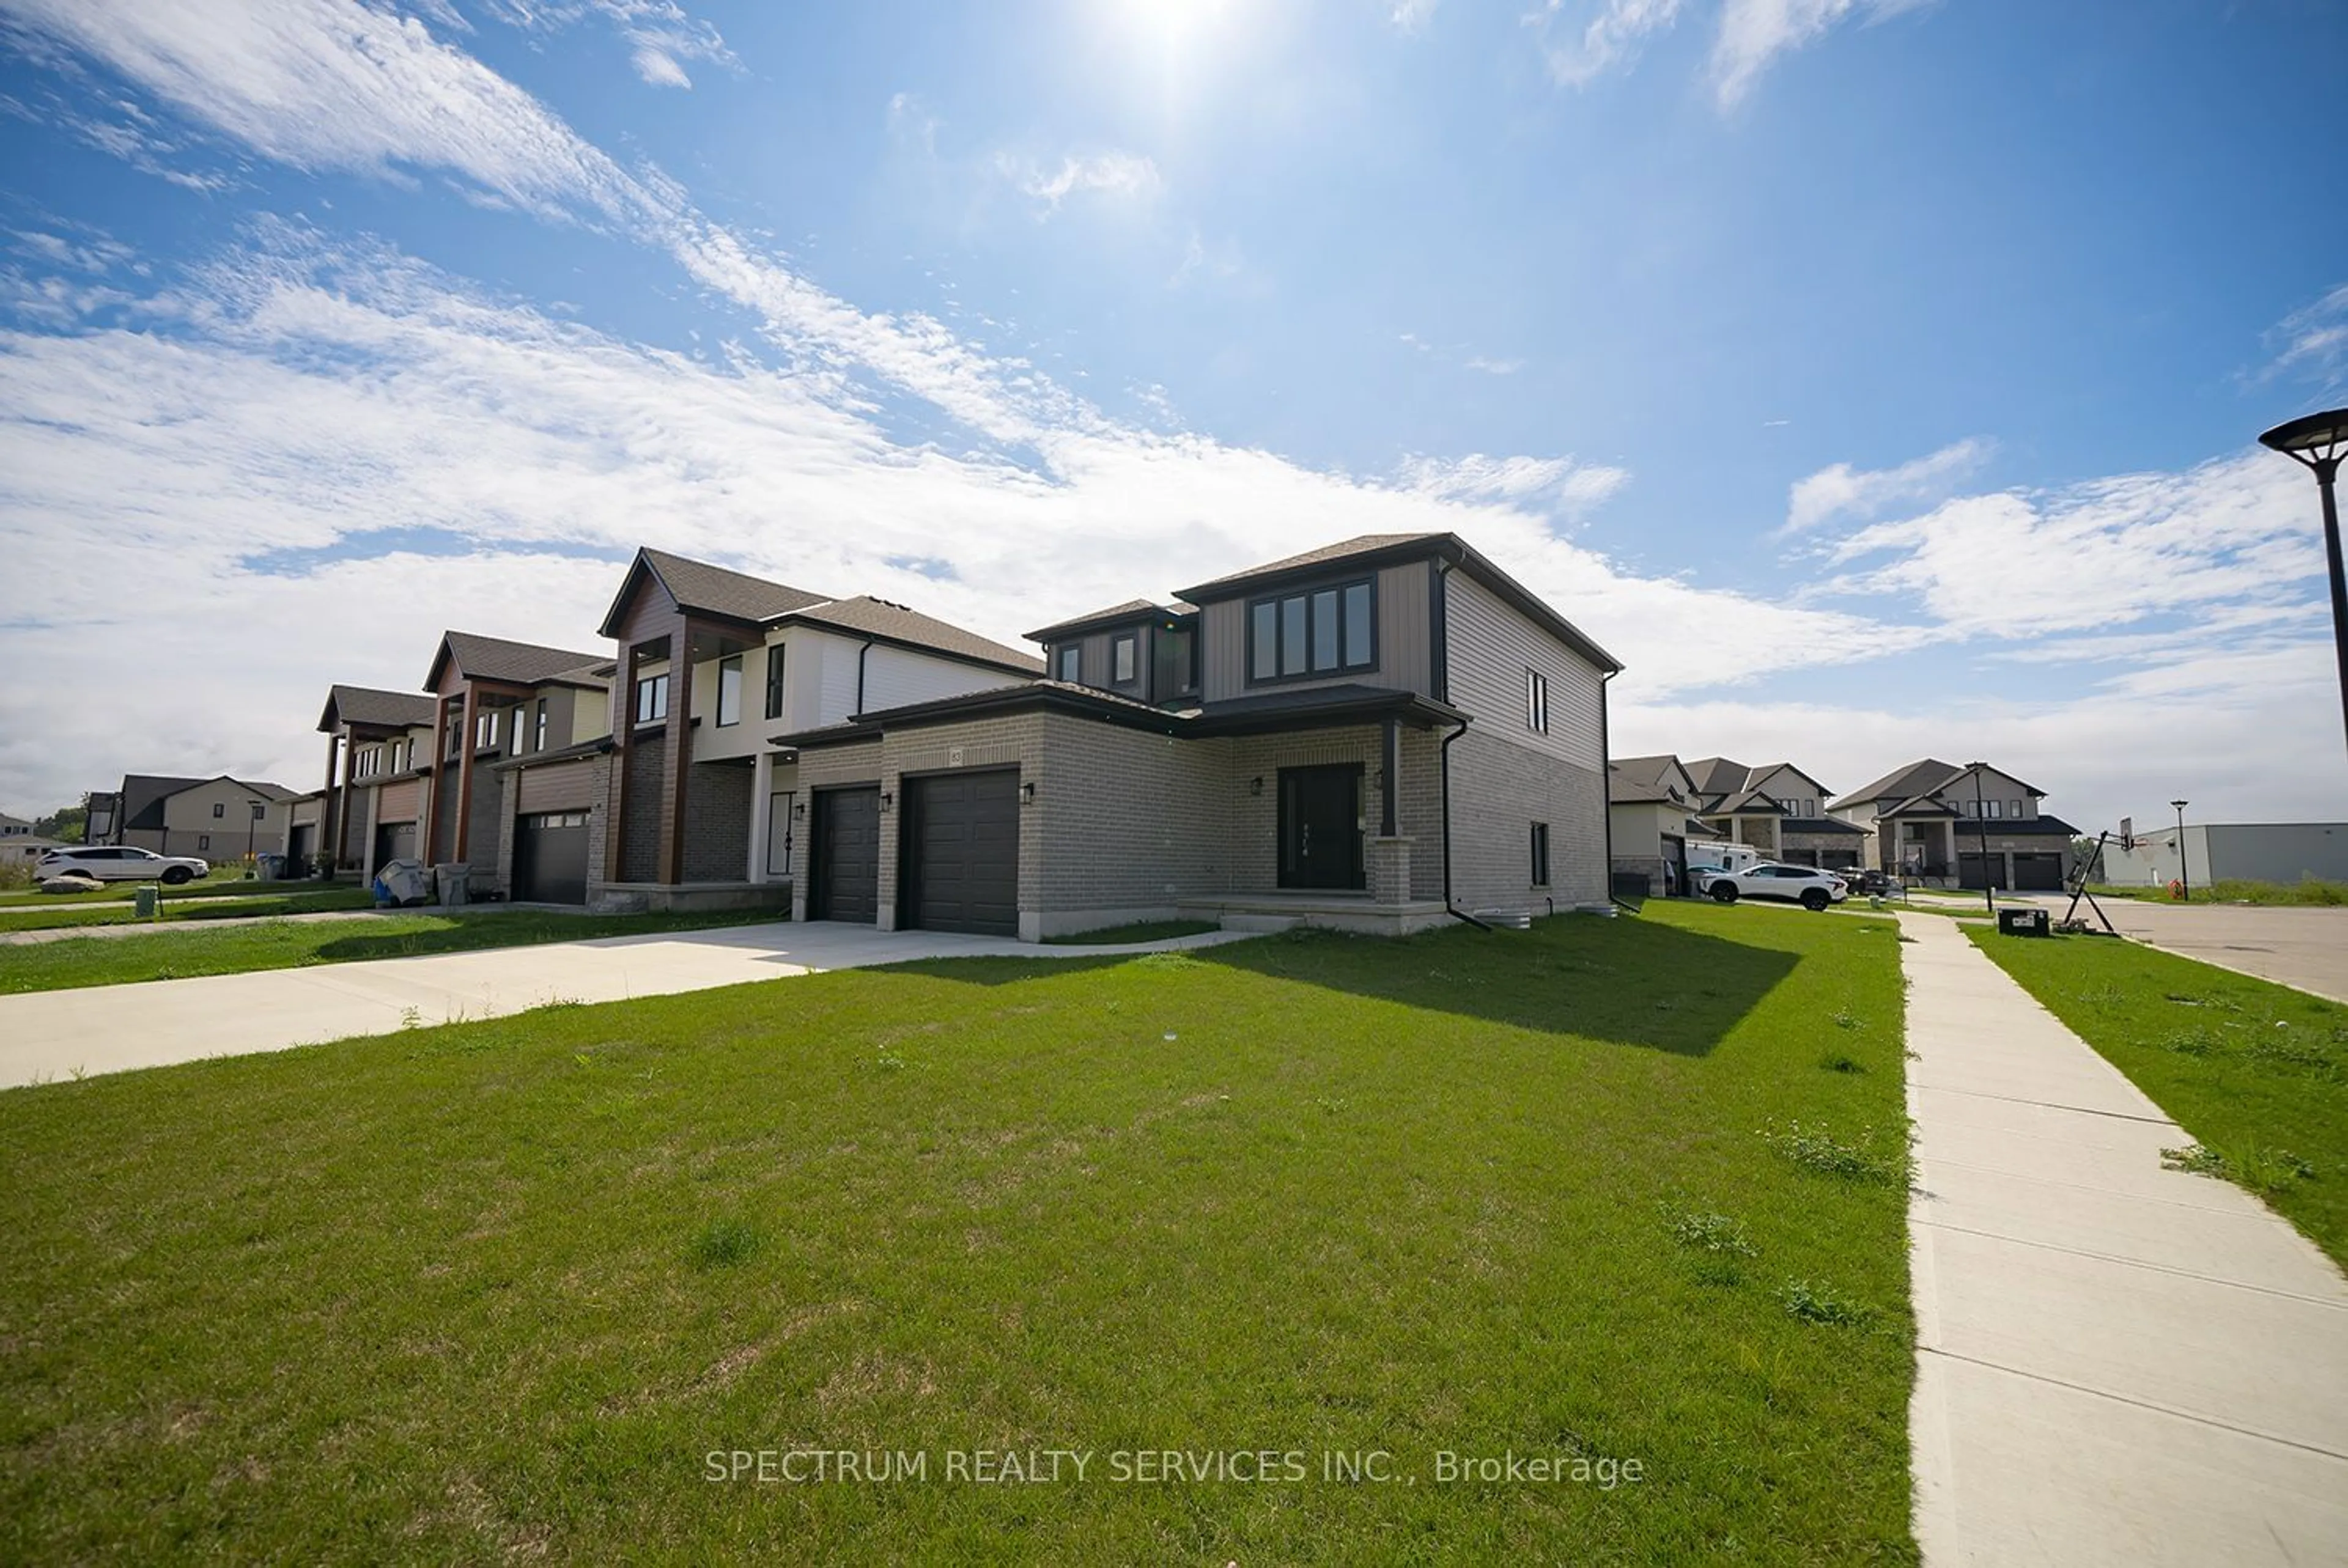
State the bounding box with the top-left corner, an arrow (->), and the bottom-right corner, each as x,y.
717,655 -> 744,726
476,711 -> 498,750
635,672 -> 669,726
212,802 -> 225,819
1112,632 -> 1139,686
765,646 -> 786,720
1526,669 -> 1548,734
1247,578 -> 1373,683
533,700 -> 548,753
252,803 -> 266,820
1054,645 -> 1080,683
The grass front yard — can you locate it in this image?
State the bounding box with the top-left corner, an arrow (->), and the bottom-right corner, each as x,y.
1972,931 -> 2348,1268
0,907 -> 787,993
0,886 -> 378,934
0,903 -> 1916,1563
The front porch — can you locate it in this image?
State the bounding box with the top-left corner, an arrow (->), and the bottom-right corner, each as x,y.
1173,889 -> 1452,938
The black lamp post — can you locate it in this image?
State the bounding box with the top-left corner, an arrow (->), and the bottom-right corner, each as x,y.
2257,408 -> 2348,754
2170,798 -> 2189,902
1971,764 -> 1993,915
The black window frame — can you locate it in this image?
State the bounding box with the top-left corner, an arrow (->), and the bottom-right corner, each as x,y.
533,699 -> 549,753
1530,822 -> 1551,886
764,643 -> 786,721
1526,669 -> 1549,735
1110,630 -> 1140,688
475,710 -> 499,751
1244,575 -> 1377,687
635,672 -> 670,727
212,801 -> 226,819
198,833 -> 210,852
251,803 -> 265,820
1053,644 -> 1081,684
715,653 -> 744,728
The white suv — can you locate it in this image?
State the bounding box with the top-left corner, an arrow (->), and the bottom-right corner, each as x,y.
36,845 -> 212,885
1705,861 -> 1847,912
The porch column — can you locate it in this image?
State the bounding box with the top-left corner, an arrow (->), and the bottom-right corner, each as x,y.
659,625 -> 696,886
1379,718 -> 1400,837
747,749 -> 772,883
605,642 -> 640,883
453,685 -> 480,864
320,730 -> 342,872
424,695 -> 451,862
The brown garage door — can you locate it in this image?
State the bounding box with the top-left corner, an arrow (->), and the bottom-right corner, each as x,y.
811,786 -> 881,923
2010,852 -> 2065,891
904,770 -> 1021,937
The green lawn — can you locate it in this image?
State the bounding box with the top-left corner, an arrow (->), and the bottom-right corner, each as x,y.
0,908 -> 786,993
1971,932 -> 2348,1268
2081,879 -> 2348,907
0,875 -> 323,907
0,886 -> 378,933
0,904 -> 1916,1564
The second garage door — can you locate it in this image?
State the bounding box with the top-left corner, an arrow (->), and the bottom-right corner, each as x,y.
2010,852 -> 2066,891
904,770 -> 1020,937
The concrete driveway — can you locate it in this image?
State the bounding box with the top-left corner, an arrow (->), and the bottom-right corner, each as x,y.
0,921 -> 1253,1091
2020,897 -> 2348,1002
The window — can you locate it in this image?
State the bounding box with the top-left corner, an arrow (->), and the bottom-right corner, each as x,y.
1152,625 -> 1197,701
765,645 -> 786,721
1530,822 -> 1551,886
1246,577 -> 1375,683
1984,799 -> 2003,819
533,699 -> 548,753
198,834 -> 210,852
251,803 -> 265,820
1111,632 -> 1139,686
212,802 -> 226,819
476,710 -> 498,750
716,655 -> 744,727
1054,645 -> 1081,684
635,672 -> 669,726
1526,669 -> 1548,734
2009,800 -> 2023,819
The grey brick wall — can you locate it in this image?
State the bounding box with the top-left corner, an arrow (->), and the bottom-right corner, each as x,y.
621,734 -> 665,884
1444,727 -> 1605,913
683,760 -> 755,883
466,766 -> 503,885
493,767 -> 519,895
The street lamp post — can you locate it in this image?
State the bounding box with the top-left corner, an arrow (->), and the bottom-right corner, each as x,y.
2257,408 -> 2348,754
1971,764 -> 1993,916
2171,798 -> 2189,902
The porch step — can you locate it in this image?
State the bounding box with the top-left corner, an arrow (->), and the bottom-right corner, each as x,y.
1219,914 -> 1302,933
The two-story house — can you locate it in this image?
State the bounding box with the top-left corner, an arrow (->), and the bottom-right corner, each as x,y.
97,773 -> 301,861
497,548 -> 1043,911
1828,758 -> 2079,888
1607,754 -> 1720,895
1682,757 -> 1870,869
300,685 -> 439,875
774,532 -> 1619,941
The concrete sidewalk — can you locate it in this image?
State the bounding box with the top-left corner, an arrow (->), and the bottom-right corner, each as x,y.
1898,913 -> 2348,1566
0,921 -> 1252,1091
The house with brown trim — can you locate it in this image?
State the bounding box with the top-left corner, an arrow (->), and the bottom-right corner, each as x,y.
1682,757 -> 1871,869
297,684 -> 438,874
1828,759 -> 2079,888
775,532 -> 1618,940
492,549 -> 1043,910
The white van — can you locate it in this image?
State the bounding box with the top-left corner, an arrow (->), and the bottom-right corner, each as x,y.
1683,843 -> 1762,888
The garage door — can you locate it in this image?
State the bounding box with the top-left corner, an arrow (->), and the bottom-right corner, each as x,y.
373,820 -> 416,870
904,770 -> 1021,937
1958,852 -> 2006,890
811,786 -> 881,922
2010,852 -> 2065,891
514,811 -> 589,904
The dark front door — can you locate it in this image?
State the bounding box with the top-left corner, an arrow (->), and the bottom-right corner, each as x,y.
374,820 -> 416,869
1279,764 -> 1364,891
514,812 -> 589,904
904,770 -> 1021,937
812,786 -> 881,922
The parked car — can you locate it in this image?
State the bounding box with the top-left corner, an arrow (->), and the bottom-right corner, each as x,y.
34,845 -> 210,885
1705,861 -> 1848,912
1849,867 -> 1892,896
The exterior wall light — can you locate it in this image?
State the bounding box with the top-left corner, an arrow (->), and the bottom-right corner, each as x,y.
1250,776 -> 1264,797
878,791 -> 893,813
1021,781 -> 1037,804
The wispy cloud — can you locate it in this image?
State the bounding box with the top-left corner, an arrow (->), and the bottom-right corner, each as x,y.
1529,0 -> 1927,105
1529,0 -> 1685,89
482,0 -> 737,89
1390,0 -> 1441,34
2264,281 -> 2348,391
997,150 -> 1165,216
1782,436 -> 1987,536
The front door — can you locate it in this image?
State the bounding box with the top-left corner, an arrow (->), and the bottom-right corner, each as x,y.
1278,764 -> 1364,891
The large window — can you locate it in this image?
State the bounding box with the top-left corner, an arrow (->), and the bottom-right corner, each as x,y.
1152,625 -> 1197,702
1054,645 -> 1080,683
765,646 -> 786,721
716,654 -> 744,727
635,672 -> 669,726
533,699 -> 548,753
476,710 -> 499,750
1111,631 -> 1139,686
1526,669 -> 1548,734
1530,822 -> 1551,886
1247,577 -> 1374,683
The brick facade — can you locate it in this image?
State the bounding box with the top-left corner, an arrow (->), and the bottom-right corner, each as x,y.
682,759 -> 755,883
1444,727 -> 1606,911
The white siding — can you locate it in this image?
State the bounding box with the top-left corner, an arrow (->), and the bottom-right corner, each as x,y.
1442,570 -> 1604,769
860,642 -> 1027,713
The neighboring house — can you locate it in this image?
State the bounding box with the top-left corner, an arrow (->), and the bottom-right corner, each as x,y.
775,531 -> 1619,941
100,773 -> 300,859
2,836 -> 61,865
0,812 -> 32,839
1608,754 -> 1705,895
1828,759 -> 2080,889
1682,757 -> 1870,869
568,548 -> 1043,910
306,684 -> 440,875
418,632 -> 613,896
2095,820 -> 2348,889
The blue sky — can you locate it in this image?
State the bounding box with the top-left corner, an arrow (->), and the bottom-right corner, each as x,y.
1,0 -> 2344,827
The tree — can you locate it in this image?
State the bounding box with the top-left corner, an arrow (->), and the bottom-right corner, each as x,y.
33,805 -> 86,844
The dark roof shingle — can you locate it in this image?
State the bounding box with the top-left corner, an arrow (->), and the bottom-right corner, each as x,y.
319,684 -> 437,734
781,597 -> 1044,675
433,631 -> 610,690
640,548 -> 835,625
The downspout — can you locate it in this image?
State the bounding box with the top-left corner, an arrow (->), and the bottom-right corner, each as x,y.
1439,715 -> 1489,930
853,639 -> 876,718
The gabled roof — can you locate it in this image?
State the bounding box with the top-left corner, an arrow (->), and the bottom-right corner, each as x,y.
117,774 -> 205,832
778,597 -> 1044,676
1683,757 -> 1756,798
1609,754 -> 1697,806
426,631 -> 610,693
599,547 -> 835,636
317,684 -> 437,734
1709,786 -> 1789,816
1171,532 -> 1622,674
1022,599 -> 1188,644
1829,758 -> 1965,811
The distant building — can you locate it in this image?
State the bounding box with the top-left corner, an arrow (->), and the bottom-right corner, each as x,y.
2096,822 -> 2348,889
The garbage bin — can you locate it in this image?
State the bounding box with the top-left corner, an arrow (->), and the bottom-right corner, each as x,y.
374,858 -> 431,908
254,852 -> 285,882
433,863 -> 471,907
133,885 -> 159,919
1997,905 -> 2049,938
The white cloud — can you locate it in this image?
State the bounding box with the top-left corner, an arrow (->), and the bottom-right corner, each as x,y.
1400,452 -> 1630,514
1782,436 -> 1987,535
482,0 -> 736,89
1463,355 -> 1523,376
2265,281 -> 2348,391
1530,0 -> 1686,89
999,150 -> 1165,215
1529,0 -> 1925,105
1390,0 -> 1441,33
